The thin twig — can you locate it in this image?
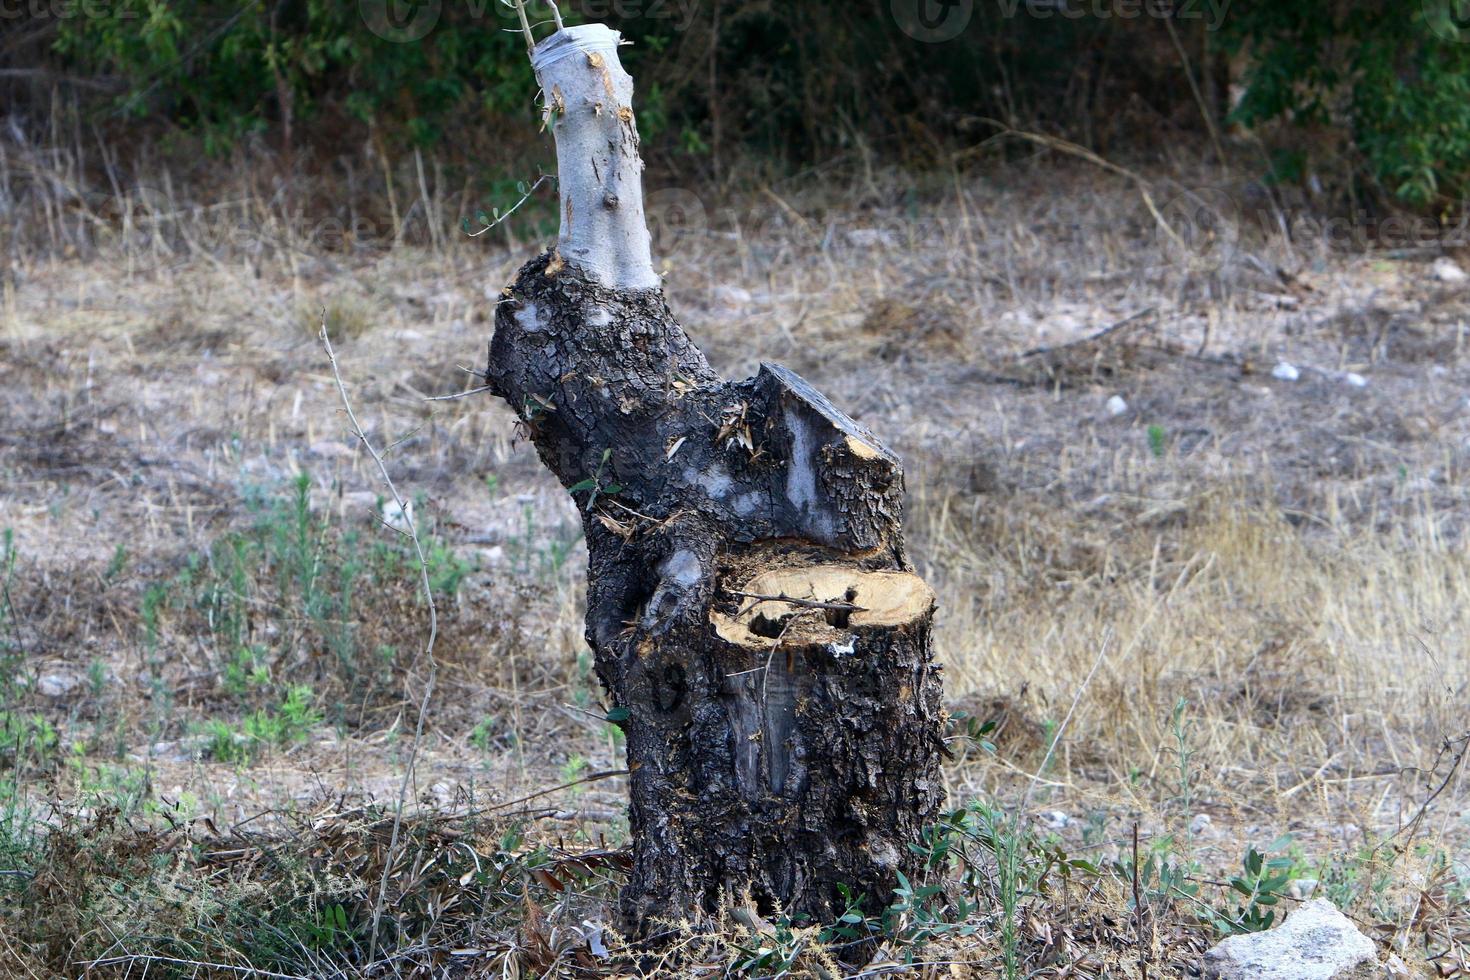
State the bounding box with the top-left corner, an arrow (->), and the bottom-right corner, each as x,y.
462,172 -> 555,238
508,0 -> 536,54
1019,307 -> 1157,359
1132,821 -> 1150,979
727,590 -> 868,615
1021,629 -> 1110,813
319,315 -> 438,965
425,384 -> 495,403
459,768 -> 631,817
1384,729 -> 1470,849
1162,12 -> 1226,165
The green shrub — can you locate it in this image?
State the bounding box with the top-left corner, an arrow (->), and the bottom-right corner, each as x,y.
1222,4 -> 1470,208
52,0 -> 538,155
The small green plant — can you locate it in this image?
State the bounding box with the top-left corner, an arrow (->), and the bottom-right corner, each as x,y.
1114,833 -> 1199,918
729,914 -> 809,976
86,659 -> 108,698
567,448 -> 622,512
1222,837 -> 1299,934
0,775 -> 41,899
298,902 -> 356,952
1148,424 -> 1168,458
103,543 -> 129,583
902,800 -> 1080,977
0,711 -> 59,769
203,686 -> 322,764
469,716 -> 500,752
559,755 -> 589,793
945,712 -> 998,760
63,759 -> 152,816
202,720 -> 252,765
223,646 -> 272,699
0,529 -> 23,701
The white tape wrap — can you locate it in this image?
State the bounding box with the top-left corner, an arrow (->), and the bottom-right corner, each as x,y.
533,25 -> 659,291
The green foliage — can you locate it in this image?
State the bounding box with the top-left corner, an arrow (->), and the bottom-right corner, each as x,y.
1222,4 -> 1470,207
567,448 -> 622,513
469,715 -> 503,752
1148,424 -> 1168,459
52,0 -> 539,155
1224,837 -> 1298,933
33,0 -> 1194,170
0,777 -> 42,900
146,470 -> 475,721
0,711 -> 59,768
0,529 -> 21,680
730,914 -> 810,975
203,685 -> 323,764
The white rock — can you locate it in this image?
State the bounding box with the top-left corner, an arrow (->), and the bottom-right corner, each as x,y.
1041,810 -> 1071,831
1190,813 -> 1213,835
381,499 -> 414,533
148,740 -> 205,763
711,285 -> 753,311
1203,899 -> 1378,980
1288,877 -> 1320,900
37,672 -> 80,698
1272,362 -> 1301,382
1432,257 -> 1468,284
1344,373 -> 1367,388
1106,395 -> 1130,417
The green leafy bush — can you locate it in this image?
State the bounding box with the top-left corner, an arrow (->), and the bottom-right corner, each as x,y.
1222,4 -> 1470,207
52,0 -> 538,155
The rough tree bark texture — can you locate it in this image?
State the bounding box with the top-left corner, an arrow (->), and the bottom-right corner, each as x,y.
486,24 -> 944,932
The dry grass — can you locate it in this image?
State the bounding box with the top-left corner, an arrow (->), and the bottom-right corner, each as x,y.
0,136 -> 1468,976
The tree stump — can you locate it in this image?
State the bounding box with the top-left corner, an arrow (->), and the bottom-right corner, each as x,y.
485,22 -> 944,933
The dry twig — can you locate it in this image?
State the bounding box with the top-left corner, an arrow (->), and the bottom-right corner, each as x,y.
319,314 -> 439,964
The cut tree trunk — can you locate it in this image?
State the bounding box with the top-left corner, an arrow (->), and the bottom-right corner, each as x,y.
485,23 -> 944,934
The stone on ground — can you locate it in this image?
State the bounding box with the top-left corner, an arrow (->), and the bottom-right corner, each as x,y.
1431,257 -> 1467,284
1203,899 -> 1380,980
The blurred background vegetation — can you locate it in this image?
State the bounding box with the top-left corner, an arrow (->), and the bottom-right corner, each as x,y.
2,0 -> 1469,234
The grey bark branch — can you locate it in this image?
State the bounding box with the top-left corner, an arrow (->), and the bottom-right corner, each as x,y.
532,25 -> 659,290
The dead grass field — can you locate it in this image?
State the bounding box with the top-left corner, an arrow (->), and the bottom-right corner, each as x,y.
1,154 -> 1468,977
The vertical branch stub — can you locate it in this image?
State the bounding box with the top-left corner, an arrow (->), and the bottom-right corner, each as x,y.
532,25 -> 659,291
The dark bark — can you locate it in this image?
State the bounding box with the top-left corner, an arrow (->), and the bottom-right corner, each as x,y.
485,251 -> 945,931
